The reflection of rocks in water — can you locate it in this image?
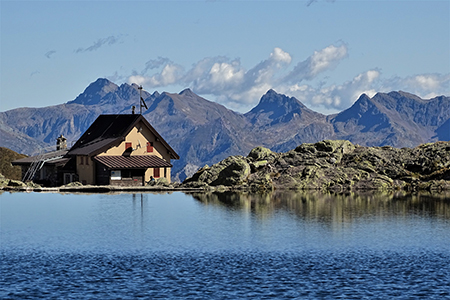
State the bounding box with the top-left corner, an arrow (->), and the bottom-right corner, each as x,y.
190,192 -> 275,217
189,191 -> 450,224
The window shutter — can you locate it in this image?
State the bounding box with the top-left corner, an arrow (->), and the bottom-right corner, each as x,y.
125,142 -> 132,150
154,167 -> 160,178
147,142 -> 153,153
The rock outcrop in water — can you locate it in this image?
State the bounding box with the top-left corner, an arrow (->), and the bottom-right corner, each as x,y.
181,140 -> 450,192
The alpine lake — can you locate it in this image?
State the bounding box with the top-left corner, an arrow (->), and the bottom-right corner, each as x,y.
1,190 -> 449,299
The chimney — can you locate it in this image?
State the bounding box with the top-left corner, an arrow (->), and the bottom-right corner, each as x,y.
56,134 -> 67,150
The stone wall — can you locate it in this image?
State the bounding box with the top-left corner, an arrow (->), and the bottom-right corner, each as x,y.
110,176 -> 143,186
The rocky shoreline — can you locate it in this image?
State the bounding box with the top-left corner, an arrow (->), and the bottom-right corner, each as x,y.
2,140 -> 449,193
0,177 -> 202,193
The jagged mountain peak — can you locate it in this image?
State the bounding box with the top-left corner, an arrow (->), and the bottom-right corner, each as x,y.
357,93 -> 371,101
91,78 -> 117,89
245,89 -> 319,126
83,78 -> 118,95
179,88 -> 196,97
152,91 -> 161,98
332,93 -> 379,122
248,89 -> 307,114
69,78 -> 119,105
264,88 -> 278,96
259,89 -> 305,107
350,93 -> 372,106
348,93 -> 373,107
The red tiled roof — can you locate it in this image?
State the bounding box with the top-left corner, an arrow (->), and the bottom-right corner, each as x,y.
93,155 -> 172,169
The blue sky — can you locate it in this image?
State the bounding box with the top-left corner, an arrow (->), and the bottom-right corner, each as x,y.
1,0 -> 449,114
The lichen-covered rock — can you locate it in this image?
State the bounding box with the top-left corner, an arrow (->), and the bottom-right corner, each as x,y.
26,181 -> 42,188
64,181 -> 83,187
250,160 -> 268,172
211,156 -> 251,186
0,173 -> 9,188
247,146 -> 278,162
183,155 -> 251,187
247,172 -> 274,191
154,177 -> 170,187
7,180 -> 27,187
181,140 -> 450,192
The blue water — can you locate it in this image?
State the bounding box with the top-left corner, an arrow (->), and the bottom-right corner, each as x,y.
1,191 -> 449,299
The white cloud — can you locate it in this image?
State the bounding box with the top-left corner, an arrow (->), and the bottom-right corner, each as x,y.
127,47 -> 293,108
183,57 -> 245,95
382,73 -> 450,98
128,63 -> 185,87
192,47 -> 291,108
125,44 -> 449,114
309,44 -> 348,76
284,43 -> 348,83
128,75 -> 147,86
209,62 -> 244,87
183,56 -> 230,83
279,69 -> 380,112
281,70 -> 450,114
271,47 -> 292,64
244,47 -> 291,86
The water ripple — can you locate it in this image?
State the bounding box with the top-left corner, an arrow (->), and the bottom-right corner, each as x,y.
1,249 -> 449,299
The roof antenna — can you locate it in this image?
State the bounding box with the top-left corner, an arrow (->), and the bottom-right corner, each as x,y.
138,85 -> 148,114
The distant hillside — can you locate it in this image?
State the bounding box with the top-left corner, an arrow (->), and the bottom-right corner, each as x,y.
0,147 -> 27,180
0,78 -> 448,181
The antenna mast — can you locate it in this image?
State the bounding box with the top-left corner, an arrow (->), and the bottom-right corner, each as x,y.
138,85 -> 143,114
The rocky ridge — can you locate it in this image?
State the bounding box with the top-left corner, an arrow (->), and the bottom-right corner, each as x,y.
181,140 -> 450,192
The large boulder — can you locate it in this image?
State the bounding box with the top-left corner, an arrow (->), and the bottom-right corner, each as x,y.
247,146 -> 278,162
7,179 -> 27,187
64,181 -> 83,187
0,173 -> 8,188
183,156 -> 251,187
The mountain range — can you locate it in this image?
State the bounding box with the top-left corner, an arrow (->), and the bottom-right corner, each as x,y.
1,78 -> 449,181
